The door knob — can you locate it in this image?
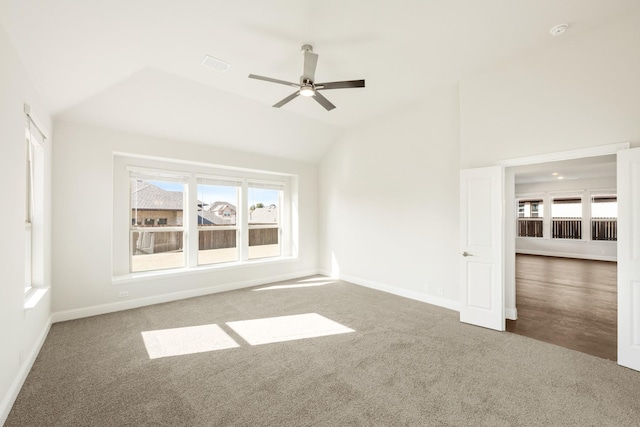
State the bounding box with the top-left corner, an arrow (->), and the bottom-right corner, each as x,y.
462,251 -> 473,257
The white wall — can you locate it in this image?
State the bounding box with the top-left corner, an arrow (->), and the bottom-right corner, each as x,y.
52,121 -> 319,316
515,176 -> 617,261
319,86 -> 461,309
460,12 -> 640,315
0,24 -> 52,424
460,11 -> 640,169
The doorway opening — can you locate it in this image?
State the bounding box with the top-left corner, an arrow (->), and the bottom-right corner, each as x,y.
505,154 -> 618,360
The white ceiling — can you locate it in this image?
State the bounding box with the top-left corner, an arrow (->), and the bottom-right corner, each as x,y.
512,155 -> 617,184
2,0 -> 639,162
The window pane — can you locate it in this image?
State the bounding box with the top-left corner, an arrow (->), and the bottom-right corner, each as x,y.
197,181 -> 238,265
131,179 -> 184,227
248,187 -> 280,259
248,229 -> 280,259
518,200 -> 544,218
592,195 -> 617,241
131,231 -> 184,272
552,197 -> 581,239
198,230 -> 238,264
551,198 -> 581,218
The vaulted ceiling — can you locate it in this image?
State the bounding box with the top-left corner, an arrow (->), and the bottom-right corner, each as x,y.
2,0 -> 638,162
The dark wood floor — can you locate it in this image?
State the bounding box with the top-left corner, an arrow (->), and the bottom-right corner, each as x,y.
506,254 -> 617,361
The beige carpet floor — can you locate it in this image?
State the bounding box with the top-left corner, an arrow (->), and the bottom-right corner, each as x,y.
7,276 -> 640,426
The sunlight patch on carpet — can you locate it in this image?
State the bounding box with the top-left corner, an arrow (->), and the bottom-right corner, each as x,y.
226,313 -> 354,345
142,324 -> 239,359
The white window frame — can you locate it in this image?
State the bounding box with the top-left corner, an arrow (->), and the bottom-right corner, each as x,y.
113,155 -> 296,278
247,180 -> 285,260
516,189 -> 617,243
25,115 -> 45,297
129,170 -> 188,273
196,176 -> 242,266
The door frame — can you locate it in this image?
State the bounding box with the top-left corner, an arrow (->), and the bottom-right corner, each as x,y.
498,142 -> 629,323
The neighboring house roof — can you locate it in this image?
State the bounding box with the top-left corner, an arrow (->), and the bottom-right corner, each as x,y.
131,182 -> 183,210
200,201 -> 237,226
207,201 -> 237,213
250,206 -> 278,224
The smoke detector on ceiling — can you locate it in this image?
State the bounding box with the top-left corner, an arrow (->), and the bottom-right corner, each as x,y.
549,24 -> 569,36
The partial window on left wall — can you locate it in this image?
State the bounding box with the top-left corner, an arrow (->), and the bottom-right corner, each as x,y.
25,116 -> 45,294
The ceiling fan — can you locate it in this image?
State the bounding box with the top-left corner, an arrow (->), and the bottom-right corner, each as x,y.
248,44 -> 365,111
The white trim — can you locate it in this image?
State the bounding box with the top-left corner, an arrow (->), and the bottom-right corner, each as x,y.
498,142 -> 630,167
56,269 -> 318,323
506,308 -> 517,320
331,272 -> 460,313
114,151 -> 295,177
113,255 -> 299,285
504,143 -> 627,328
0,316 -> 51,426
24,286 -> 50,310
516,249 -> 616,262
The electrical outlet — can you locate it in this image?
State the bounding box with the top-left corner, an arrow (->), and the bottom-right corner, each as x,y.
437,287 -> 444,296
118,291 -> 129,298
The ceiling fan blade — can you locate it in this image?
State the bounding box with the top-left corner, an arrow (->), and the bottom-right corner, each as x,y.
248,74 -> 299,88
312,91 -> 336,111
316,79 -> 365,90
302,51 -> 319,82
273,91 -> 300,108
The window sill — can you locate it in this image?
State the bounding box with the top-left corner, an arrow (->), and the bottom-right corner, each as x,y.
112,255 -> 299,285
24,286 -> 50,310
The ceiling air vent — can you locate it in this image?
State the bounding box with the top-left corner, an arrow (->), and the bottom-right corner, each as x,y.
201,55 -> 231,72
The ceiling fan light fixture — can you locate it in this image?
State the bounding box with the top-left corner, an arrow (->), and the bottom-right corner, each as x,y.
299,85 -> 315,97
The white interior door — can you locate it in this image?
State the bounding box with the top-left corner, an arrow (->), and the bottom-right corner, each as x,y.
617,147 -> 640,371
460,166 -> 505,331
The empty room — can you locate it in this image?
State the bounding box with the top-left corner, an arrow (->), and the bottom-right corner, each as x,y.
2,1 -> 640,425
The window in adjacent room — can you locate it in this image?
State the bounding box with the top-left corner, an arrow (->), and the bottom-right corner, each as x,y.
551,197 -> 582,239
517,199 -> 544,237
591,194 -> 617,241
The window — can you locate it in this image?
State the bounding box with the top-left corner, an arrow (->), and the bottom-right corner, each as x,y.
517,199 -> 543,237
197,178 -> 240,265
591,195 -> 617,241
25,114 -> 45,294
248,183 -> 283,260
114,156 -> 295,276
552,197 -> 582,239
130,174 -> 186,272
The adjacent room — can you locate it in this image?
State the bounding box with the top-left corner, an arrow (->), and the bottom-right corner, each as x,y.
2,1 -> 640,425
507,156 -> 618,360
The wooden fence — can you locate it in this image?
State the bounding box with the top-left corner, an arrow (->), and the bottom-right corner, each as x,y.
199,229 -> 236,250
198,227 -> 279,250
133,231 -> 183,254
134,227 -> 279,254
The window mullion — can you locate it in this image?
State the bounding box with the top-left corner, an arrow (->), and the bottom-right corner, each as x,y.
240,181 -> 249,262
187,174 -> 198,268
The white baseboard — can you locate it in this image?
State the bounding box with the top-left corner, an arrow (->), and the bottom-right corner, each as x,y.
0,316 -> 52,426
52,270 -> 319,323
516,249 -> 616,262
506,307 -> 518,320
337,273 -> 460,312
